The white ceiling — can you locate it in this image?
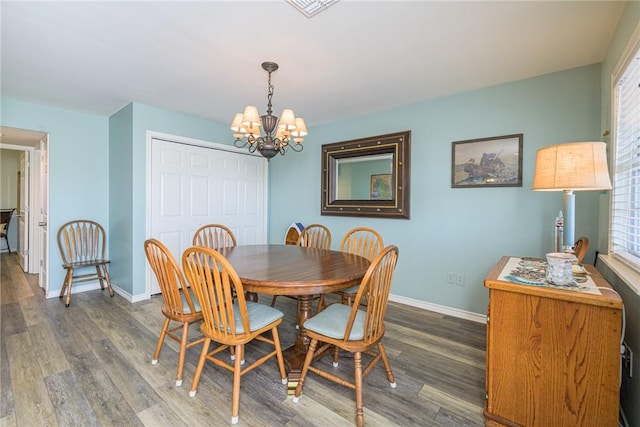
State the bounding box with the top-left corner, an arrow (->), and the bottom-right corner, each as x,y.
0,0 -> 626,141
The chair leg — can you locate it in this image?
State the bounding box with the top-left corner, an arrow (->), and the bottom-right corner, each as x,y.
101,264 -> 115,297
354,351 -> 364,427
152,318 -> 171,365
271,327 -> 287,383
59,269 -> 71,299
175,321 -> 189,386
270,295 -> 278,307
293,338 -> 318,401
231,344 -> 242,424
95,265 -> 106,290
378,343 -> 396,388
189,338 -> 211,397
60,268 -> 74,307
4,236 -> 10,253
332,345 -> 340,367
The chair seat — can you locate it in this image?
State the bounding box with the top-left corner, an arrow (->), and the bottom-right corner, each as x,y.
233,302 -> 284,333
180,290 -> 201,314
304,303 -> 365,340
339,284 -> 360,295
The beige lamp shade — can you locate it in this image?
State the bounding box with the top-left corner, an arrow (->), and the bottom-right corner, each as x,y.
278,109 -> 297,131
291,118 -> 308,137
230,113 -> 246,132
532,142 -> 612,191
241,106 -> 261,128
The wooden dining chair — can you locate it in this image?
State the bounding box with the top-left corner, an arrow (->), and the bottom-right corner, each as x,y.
144,238 -> 204,387
192,223 -> 237,249
271,223 -> 332,309
56,219 -> 114,307
193,223 -> 239,302
182,246 -> 287,425
0,208 -> 15,253
296,223 -> 331,249
573,236 -> 589,264
292,245 -> 399,427
318,227 -> 383,310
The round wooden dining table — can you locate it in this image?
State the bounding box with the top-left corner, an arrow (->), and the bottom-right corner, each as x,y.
215,244 -> 370,391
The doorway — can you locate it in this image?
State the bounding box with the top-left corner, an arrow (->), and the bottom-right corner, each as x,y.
0,126 -> 49,293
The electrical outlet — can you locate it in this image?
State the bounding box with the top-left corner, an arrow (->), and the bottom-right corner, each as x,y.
447,272 -> 455,284
623,342 -> 633,377
455,273 -> 465,286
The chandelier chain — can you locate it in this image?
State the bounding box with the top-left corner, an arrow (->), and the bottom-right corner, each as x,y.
266,71 -> 274,117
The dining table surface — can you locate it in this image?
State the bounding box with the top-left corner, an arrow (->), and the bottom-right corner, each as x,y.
215,244 -> 371,391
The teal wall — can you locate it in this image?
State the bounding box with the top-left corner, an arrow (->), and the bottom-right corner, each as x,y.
108,104 -> 134,296
269,63 -> 602,315
598,2 -> 640,426
1,98 -> 109,293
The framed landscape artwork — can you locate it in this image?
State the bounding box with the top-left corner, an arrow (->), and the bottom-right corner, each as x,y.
451,134 -> 523,188
370,174 -> 392,200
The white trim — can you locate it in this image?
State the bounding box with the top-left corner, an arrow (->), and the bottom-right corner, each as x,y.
389,293 -> 487,324
612,19 -> 640,83
44,281 -> 143,302
598,254 -> 640,295
146,130 -> 264,156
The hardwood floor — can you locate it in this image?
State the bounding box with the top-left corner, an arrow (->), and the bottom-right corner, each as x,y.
0,253 -> 487,426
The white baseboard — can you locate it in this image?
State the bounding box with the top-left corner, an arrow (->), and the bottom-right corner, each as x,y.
389,293 -> 486,324
45,281 -> 136,301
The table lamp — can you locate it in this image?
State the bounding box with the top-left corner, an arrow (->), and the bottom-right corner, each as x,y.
532,141 -> 612,252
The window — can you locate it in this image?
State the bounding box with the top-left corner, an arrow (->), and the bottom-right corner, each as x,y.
610,35 -> 640,272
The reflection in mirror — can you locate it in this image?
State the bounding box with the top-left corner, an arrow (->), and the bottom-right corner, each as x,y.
336,154 -> 394,200
321,130 -> 410,219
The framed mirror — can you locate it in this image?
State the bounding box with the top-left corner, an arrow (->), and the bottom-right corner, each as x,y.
321,130 -> 411,219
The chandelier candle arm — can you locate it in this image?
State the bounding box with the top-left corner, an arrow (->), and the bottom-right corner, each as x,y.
231,61 -> 307,160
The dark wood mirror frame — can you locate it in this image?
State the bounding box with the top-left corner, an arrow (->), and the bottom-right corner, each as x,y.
321,130 -> 411,219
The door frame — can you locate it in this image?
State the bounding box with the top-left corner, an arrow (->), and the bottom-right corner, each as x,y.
145,130 -> 268,298
0,138 -> 49,292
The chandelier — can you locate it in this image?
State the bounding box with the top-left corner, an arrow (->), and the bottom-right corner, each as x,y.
231,62 -> 308,160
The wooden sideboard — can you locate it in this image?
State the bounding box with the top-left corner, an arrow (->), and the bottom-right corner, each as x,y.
484,256 -> 622,427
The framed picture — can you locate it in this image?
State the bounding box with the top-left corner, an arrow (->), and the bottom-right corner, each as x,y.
370,174 -> 392,200
451,134 -> 523,188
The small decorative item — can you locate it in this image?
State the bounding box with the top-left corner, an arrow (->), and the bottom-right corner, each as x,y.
545,252 -> 576,285
554,211 -> 564,253
370,174 -> 392,200
451,134 -> 523,188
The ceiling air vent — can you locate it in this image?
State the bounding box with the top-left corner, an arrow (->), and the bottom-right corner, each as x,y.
286,0 -> 339,18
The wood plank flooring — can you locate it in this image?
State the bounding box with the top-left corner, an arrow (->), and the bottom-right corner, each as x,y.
0,253 -> 487,426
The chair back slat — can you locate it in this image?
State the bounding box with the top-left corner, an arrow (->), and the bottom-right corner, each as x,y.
144,239 -> 198,317
183,246 -> 250,340
344,245 -> 399,344
573,236 -> 589,263
297,224 -> 331,249
339,227 -> 384,261
193,224 -> 237,249
57,220 -> 107,265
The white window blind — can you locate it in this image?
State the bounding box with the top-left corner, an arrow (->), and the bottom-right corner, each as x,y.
610,42 -> 640,271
